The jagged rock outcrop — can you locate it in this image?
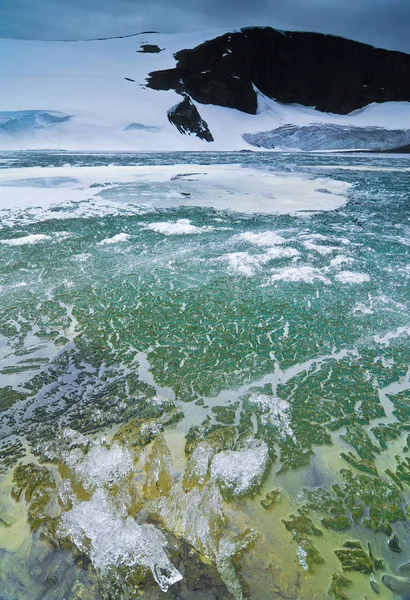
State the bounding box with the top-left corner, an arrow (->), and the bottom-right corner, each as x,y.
167,95 -> 214,141
147,27 -> 410,115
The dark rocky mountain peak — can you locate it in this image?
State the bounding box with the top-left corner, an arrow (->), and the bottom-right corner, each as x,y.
167,95 -> 214,141
147,27 -> 410,115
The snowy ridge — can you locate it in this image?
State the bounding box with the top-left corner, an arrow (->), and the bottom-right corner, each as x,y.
1,30 -> 410,151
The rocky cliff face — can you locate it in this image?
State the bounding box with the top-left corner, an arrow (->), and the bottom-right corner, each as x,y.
147,27 -> 410,115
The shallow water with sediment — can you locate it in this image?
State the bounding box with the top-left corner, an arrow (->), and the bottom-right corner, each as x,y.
0,150 -> 409,600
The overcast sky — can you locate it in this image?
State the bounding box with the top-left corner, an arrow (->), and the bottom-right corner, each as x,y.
1,0 -> 409,53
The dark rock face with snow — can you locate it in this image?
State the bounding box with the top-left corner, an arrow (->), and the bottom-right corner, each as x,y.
167,96 -> 214,141
242,124 -> 410,151
147,27 -> 410,116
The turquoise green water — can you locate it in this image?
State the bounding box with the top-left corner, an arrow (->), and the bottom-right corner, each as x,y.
0,151 -> 409,599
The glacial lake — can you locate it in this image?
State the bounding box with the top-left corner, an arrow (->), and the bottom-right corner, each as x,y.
0,150 -> 409,600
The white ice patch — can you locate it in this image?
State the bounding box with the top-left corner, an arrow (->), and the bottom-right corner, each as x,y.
248,394 -> 296,441
0,233 -> 51,245
353,302 -> 374,315
225,248 -> 300,277
335,271 -> 370,284
237,231 -> 285,246
99,232 -> 131,245
65,442 -> 133,491
210,439 -> 270,497
59,489 -> 182,592
303,241 -> 338,255
330,255 -> 355,268
142,219 -> 213,235
268,266 -> 330,284
225,252 -> 263,277
297,546 -> 309,571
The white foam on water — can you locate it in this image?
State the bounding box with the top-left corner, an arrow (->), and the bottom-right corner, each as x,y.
237,231 -> 286,246
0,233 -> 52,245
59,489 -> 182,592
65,442 -> 133,491
142,219 -> 213,235
210,439 -> 270,497
334,271 -> 370,284
268,266 -> 331,284
248,394 -> 296,441
98,232 -> 131,245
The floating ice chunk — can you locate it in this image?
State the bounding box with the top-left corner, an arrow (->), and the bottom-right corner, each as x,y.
248,394 -> 296,441
99,232 -> 131,244
142,219 -> 213,235
210,439 -> 270,498
225,247 -> 299,277
225,252 -> 262,277
184,441 -> 216,488
297,546 -> 309,571
0,234 -> 51,245
237,231 -> 285,246
330,255 -> 355,268
268,266 -> 330,284
65,442 -> 133,491
264,247 -> 300,260
303,241 -> 338,255
60,489 -> 182,592
335,271 -> 370,284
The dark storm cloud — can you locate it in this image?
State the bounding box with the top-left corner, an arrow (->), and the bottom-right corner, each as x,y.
1,0 -> 410,53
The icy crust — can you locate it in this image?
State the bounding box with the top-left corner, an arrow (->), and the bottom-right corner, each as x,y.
248,394 -> 296,441
210,439 -> 270,498
59,489 -> 182,592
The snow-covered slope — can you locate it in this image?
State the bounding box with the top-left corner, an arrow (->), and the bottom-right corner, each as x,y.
1,30 -> 410,151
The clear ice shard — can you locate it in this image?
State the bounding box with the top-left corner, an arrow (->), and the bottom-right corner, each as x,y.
59,489 -> 182,592
210,439 -> 270,497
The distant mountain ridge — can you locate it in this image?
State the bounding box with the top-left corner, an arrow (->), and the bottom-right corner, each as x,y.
147,27 -> 410,115
1,27 -> 410,151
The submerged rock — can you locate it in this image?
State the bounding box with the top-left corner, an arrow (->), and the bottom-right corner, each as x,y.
382,574 -> 410,594
11,463 -> 56,531
334,541 -> 375,574
260,489 -> 281,510
328,572 -> 352,600
143,434 -> 173,500
155,482 -> 226,560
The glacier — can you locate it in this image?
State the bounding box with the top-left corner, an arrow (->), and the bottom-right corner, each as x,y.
242,123 -> 410,151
